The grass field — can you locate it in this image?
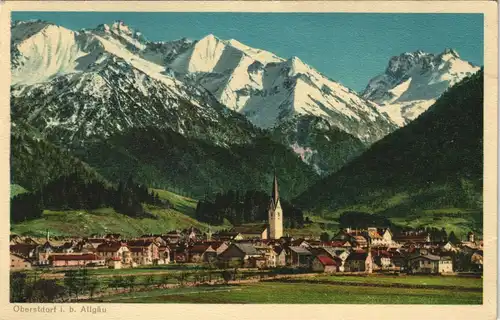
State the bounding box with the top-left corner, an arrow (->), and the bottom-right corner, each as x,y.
288,274 -> 483,289
10,187 -> 232,237
150,188 -> 198,217
10,205 -> 219,238
96,280 -> 482,304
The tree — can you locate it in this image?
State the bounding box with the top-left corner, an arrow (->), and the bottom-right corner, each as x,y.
109,276 -> 121,291
32,279 -> 65,302
64,270 -> 79,299
222,270 -> 233,285
440,228 -> 448,242
126,276 -> 137,292
88,279 -> 101,300
160,274 -> 170,287
145,275 -> 155,288
10,272 -> 27,302
320,232 -> 331,242
175,272 -> 188,287
448,231 -> 459,244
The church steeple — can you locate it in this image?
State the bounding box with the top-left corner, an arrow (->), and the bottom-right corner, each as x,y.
268,172 -> 283,240
272,172 -> 279,207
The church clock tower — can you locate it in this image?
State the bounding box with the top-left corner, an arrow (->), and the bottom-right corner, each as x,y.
268,174 -> 283,239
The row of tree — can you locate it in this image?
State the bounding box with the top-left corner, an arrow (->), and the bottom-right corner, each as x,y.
10,172 -> 171,223
195,189 -> 305,228
10,266 -> 263,303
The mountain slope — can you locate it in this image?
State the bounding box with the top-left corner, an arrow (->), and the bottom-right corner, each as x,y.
10,19 -> 396,179
74,127 -> 318,200
167,34 -> 397,143
10,20 -> 321,197
161,32 -> 396,173
362,49 -> 480,126
10,121 -> 110,192
296,70 -> 483,234
11,20 -> 259,148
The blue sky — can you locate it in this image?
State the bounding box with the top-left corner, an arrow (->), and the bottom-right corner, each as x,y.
12,12 -> 483,92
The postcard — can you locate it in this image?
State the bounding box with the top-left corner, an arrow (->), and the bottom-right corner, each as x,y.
0,1 -> 497,320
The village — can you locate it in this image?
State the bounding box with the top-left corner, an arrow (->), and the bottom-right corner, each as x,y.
10,225 -> 483,275
10,176 -> 483,276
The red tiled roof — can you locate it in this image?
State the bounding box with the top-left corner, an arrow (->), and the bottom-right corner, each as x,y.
110,256 -> 121,261
316,255 -> 337,266
50,254 -> 103,261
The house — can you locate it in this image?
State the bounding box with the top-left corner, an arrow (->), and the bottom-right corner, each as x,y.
182,227 -> 202,242
210,241 -> 229,256
393,232 -> 431,245
254,245 -> 277,268
351,236 -> 368,248
311,256 -> 337,273
140,235 -> 168,247
344,251 -> 373,273
96,242 -> 131,264
10,253 -> 32,271
158,246 -> 171,265
213,231 -> 243,241
325,240 -> 352,250
10,244 -> 38,260
86,238 -> 108,250
438,256 -> 454,273
60,241 -> 79,253
287,246 -> 312,268
389,250 -> 406,270
231,224 -> 268,240
371,250 -> 392,270
105,233 -> 121,241
471,250 -> 483,272
249,256 -> 268,269
169,244 -> 189,263
10,235 -> 21,245
49,254 -> 105,267
274,247 -> 287,267
127,239 -> 159,265
218,243 -> 261,267
316,247 -> 348,272
290,238 -> 310,249
407,253 -> 453,274
107,256 -> 122,269
164,231 -> 182,244
189,244 -> 217,263
332,229 -> 367,248
441,241 -> 459,253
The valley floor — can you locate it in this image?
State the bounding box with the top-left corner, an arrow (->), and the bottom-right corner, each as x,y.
93,274 -> 482,304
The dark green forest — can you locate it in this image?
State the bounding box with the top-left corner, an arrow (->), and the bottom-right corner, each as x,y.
195,189 -> 304,227
296,70 -> 484,215
73,127 -> 318,200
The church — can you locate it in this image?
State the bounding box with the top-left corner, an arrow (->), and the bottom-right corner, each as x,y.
229,174 -> 284,240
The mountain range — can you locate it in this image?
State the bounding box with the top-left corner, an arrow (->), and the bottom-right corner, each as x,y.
10,19 -> 482,206
296,70 -> 483,235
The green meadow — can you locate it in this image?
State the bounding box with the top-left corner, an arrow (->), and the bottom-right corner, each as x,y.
96,280 -> 482,304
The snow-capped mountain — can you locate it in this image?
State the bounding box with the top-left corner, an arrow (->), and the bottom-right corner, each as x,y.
164,33 -> 397,144
11,19 -> 399,176
11,20 -> 258,147
362,49 -> 480,126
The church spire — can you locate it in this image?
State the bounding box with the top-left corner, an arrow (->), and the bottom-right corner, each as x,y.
272,172 -> 279,207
